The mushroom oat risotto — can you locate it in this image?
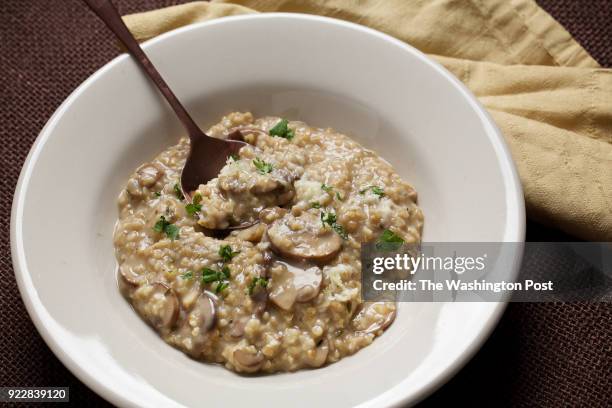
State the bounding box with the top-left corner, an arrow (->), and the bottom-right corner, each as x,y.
114,112 -> 423,373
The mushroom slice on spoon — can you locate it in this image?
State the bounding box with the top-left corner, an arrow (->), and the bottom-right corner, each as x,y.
267,211 -> 342,264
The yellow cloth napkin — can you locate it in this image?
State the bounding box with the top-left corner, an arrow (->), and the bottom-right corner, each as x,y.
124,0 -> 612,241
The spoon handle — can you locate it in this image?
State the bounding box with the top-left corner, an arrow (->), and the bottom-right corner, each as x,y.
83,0 -> 204,140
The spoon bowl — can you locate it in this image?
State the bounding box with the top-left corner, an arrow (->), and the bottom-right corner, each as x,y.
180,134 -> 248,198
84,0 -> 253,229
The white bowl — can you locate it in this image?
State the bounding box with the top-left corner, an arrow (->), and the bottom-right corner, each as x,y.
11,14 -> 524,408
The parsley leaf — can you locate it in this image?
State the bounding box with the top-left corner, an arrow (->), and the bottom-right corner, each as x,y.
153,216 -> 180,240
320,211 -> 348,240
219,245 -> 240,262
360,186 -> 385,198
215,281 -> 229,293
321,184 -> 333,193
332,223 -> 349,240
372,186 -> 385,197
153,191 -> 161,197
153,216 -> 168,233
230,154 -> 240,161
379,229 -> 404,243
321,211 -> 337,226
248,277 -> 269,295
335,192 -> 345,201
185,203 -> 200,216
253,158 -> 273,174
376,229 -> 404,250
173,183 -> 185,200
202,267 -> 221,283
269,119 -> 294,140
181,271 -> 193,279
201,266 -> 231,293
310,201 -> 321,209
185,192 -> 203,216
164,224 -> 180,240
221,265 -> 231,280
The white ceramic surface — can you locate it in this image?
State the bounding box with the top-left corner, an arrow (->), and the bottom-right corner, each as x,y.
11,14 -> 524,408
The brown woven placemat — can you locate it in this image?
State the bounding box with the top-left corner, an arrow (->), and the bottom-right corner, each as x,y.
0,1 -> 610,407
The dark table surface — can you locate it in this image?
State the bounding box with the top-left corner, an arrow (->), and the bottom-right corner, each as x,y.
1,1 -> 610,407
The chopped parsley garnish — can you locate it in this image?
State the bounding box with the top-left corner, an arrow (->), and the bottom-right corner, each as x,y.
372,186 -> 385,197
253,158 -> 273,174
219,244 -> 240,262
320,211 -> 348,239
153,216 -> 179,240
248,277 -> 269,295
181,271 -> 193,279
153,215 -> 168,232
153,191 -> 161,197
269,119 -> 294,140
215,281 -> 229,293
360,185 -> 385,198
332,223 -> 348,240
310,201 -> 321,209
198,246 -> 239,294
201,268 -> 220,283
321,184 -> 333,193
321,184 -> 344,200
375,229 -> 404,250
201,266 -> 230,293
321,211 -> 337,226
173,183 -> 184,200
185,192 -> 202,216
164,224 -> 179,240
230,154 -> 240,161
379,229 -> 404,243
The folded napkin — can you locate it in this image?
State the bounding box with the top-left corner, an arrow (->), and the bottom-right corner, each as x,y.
124,0 -> 612,241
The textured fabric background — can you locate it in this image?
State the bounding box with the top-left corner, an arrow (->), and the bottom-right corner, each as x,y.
0,1 -> 610,407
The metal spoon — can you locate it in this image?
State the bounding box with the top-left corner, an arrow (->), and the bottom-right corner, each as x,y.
83,0 -> 252,229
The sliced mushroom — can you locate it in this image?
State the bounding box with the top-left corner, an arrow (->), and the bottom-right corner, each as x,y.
251,283 -> 269,315
267,211 -> 342,263
233,348 -> 265,373
296,276 -> 321,303
269,283 -> 297,311
136,163 -> 163,187
352,302 -> 397,334
189,292 -> 216,333
144,282 -> 179,330
229,316 -> 250,338
119,263 -> 145,285
269,261 -> 322,311
305,339 -> 329,368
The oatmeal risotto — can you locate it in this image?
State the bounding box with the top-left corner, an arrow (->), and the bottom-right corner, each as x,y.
114,112 -> 423,373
